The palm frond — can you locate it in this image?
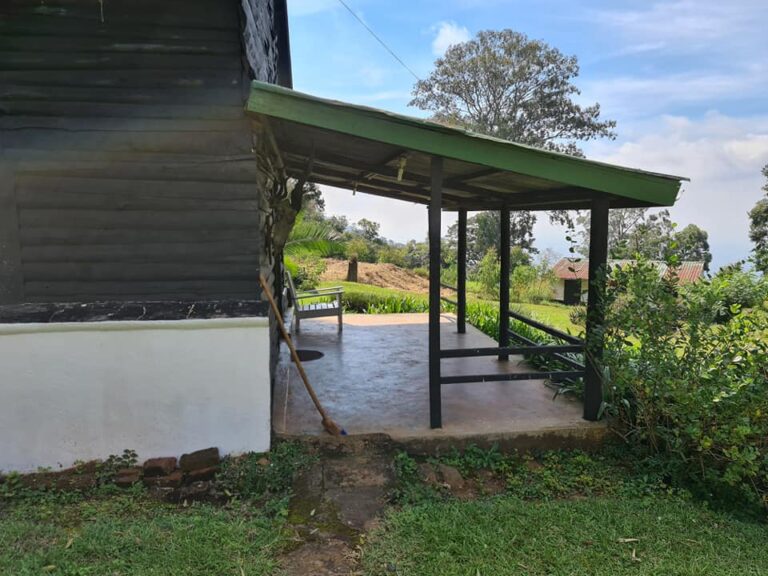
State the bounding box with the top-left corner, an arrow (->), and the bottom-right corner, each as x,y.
285,215 -> 343,258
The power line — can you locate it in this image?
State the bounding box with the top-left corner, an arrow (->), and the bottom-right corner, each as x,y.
336,0 -> 421,82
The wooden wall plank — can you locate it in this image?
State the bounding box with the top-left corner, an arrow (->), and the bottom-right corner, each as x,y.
0,86 -> 243,106
19,209 -> 259,230
23,262 -> 260,282
3,130 -> 251,155
22,241 -> 259,263
0,100 -> 244,119
0,19 -> 238,41
0,36 -> 240,55
0,117 -> 247,133
24,280 -> 260,299
21,228 -> 261,246
15,176 -> 258,200
0,160 -> 25,303
0,69 -> 243,88
17,192 -> 259,212
0,52 -> 240,71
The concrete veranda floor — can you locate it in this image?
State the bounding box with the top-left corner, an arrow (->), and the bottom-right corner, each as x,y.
273,313 -> 605,451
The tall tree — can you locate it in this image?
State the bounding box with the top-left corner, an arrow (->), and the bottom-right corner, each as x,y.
411,29 -> 616,155
749,164 -> 768,273
671,224 -> 712,271
413,29 -> 616,261
447,210 -> 536,268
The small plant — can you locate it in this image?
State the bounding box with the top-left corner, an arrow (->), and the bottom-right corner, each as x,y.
96,449 -> 138,485
214,441 -> 314,513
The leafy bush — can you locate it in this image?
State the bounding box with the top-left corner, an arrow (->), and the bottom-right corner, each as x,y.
377,245 -> 407,267
292,257 -> 326,290
689,268 -> 768,322
475,248 -> 501,297
601,259 -> 768,510
342,291 -> 428,314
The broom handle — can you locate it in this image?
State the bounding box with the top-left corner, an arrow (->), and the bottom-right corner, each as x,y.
258,274 -> 330,421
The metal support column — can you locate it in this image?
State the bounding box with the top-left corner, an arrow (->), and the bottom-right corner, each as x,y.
584,195 -> 610,421
457,208 -> 467,334
498,208 -> 510,361
429,156 -> 443,428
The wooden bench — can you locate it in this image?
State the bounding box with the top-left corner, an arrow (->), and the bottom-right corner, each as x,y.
286,272 -> 343,333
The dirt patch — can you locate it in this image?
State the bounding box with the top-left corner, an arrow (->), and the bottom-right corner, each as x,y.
280,449 -> 395,575
321,260 -> 431,293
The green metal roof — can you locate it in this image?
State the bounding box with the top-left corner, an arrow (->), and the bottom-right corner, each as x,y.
247,81 -> 687,210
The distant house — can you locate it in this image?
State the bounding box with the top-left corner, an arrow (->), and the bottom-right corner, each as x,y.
552,258 -> 705,304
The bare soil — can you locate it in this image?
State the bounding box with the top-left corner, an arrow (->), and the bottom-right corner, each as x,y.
321,260 -> 430,293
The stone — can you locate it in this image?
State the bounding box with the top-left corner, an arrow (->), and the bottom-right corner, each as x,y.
186,466 -> 219,482
143,470 -> 183,488
179,447 -> 220,472
417,463 -> 438,485
143,457 -> 177,477
437,464 -> 464,490
178,481 -> 213,503
114,467 -> 142,488
147,486 -> 178,503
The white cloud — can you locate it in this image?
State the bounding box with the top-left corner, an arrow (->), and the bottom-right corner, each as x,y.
589,0 -> 768,53
585,112 -> 768,269
431,21 -> 470,56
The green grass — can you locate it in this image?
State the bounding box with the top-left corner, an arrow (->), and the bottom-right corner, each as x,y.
0,494 -> 284,575
363,495 -> 768,576
512,301 -> 583,336
318,280 -> 580,333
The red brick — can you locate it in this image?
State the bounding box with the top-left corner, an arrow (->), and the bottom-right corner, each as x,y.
186,466 -> 219,481
115,468 -> 142,488
143,470 -> 183,488
179,448 -> 220,472
143,457 -> 177,477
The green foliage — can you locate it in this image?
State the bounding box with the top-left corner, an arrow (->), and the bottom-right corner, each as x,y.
96,449 -> 138,486
364,493 -> 768,576
291,256 -> 326,290
377,244 -> 407,267
285,213 -> 343,259
474,248 -> 500,297
601,259 -> 768,509
695,267 -> 768,322
0,495 -> 282,575
213,441 -> 314,514
344,237 -> 377,263
749,164 -> 768,273
411,29 -> 616,154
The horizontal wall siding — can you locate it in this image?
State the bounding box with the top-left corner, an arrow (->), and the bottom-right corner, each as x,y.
0,0 -> 273,304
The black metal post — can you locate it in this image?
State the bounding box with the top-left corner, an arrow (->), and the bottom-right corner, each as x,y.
457,208 -> 467,334
498,208 -> 510,361
429,156 -> 443,429
584,195 -> 610,421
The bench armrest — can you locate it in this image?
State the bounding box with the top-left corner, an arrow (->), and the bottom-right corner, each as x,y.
296,287 -> 344,299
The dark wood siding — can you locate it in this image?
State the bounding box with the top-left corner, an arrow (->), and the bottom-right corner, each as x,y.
0,0 -> 280,304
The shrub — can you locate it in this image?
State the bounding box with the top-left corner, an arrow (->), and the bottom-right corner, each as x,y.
475,248 -> 501,298
377,245 -> 407,267
292,257 -> 326,290
601,259 -> 768,510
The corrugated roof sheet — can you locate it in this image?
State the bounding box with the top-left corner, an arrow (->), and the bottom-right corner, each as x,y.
552,258 -> 704,284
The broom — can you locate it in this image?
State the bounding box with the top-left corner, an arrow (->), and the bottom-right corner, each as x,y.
258,274 -> 345,436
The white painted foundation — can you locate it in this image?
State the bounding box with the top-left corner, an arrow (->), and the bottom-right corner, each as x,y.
0,317 -> 271,472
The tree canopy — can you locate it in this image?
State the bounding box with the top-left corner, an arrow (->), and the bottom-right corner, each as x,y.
410,29 -> 616,156
749,164 -> 768,273
577,209 -> 712,270
412,29 -> 617,265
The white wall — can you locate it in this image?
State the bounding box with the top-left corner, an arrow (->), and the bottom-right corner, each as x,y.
0,317 -> 271,472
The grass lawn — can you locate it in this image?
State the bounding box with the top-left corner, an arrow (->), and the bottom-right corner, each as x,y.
0,493 -> 284,575
363,495 -> 768,576
318,280 -> 581,334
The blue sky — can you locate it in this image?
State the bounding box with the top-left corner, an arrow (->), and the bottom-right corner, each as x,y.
288,0 -> 768,271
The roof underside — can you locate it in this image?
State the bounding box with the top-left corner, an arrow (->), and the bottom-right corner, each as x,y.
247,82 -> 687,211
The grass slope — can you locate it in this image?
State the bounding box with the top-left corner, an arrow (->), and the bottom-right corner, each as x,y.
364,496 -> 768,576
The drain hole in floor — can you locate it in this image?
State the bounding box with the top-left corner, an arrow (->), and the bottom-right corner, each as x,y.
295,349 -> 324,362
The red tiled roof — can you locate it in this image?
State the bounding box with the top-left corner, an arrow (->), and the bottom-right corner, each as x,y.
552,258 -> 704,284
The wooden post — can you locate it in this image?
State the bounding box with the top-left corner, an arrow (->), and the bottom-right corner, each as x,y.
498,208 -> 510,361
429,156 -> 443,429
584,195 -> 610,421
457,208 -> 467,334
0,159 -> 23,305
